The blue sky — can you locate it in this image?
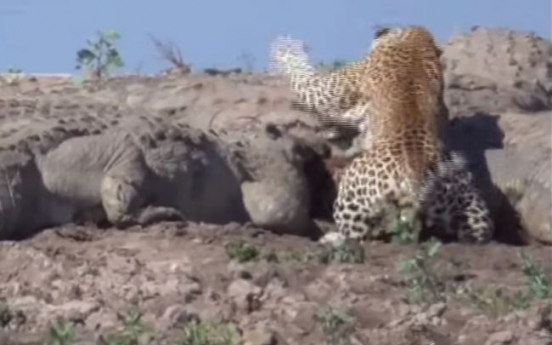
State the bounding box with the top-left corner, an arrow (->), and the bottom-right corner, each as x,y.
0,0 -> 550,74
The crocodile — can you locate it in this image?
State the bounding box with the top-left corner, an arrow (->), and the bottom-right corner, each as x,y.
0,113 -> 243,239
469,111 -> 552,245
0,99 -> 324,239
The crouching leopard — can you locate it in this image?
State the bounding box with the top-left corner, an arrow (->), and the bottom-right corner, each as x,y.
330,25 -> 494,244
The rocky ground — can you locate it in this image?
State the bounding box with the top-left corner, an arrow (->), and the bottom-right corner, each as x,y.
0,27 -> 551,345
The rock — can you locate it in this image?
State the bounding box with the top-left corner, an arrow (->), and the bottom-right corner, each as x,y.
227,279 -> 263,313
47,300 -> 100,323
160,305 -> 200,331
427,302 -> 447,318
527,302 -> 552,332
485,330 -> 515,345
518,334 -> 552,345
243,322 -> 278,345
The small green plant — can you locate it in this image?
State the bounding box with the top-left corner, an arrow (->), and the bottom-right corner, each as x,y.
460,251 -> 550,315
519,250 -> 550,300
75,29 -> 124,82
387,203 -> 422,245
319,238 -> 365,264
98,309 -> 153,345
177,320 -> 242,345
2,65 -> 23,85
265,250 -> 306,263
6,65 -> 21,74
397,239 -> 445,304
279,250 -> 307,263
314,306 -> 355,345
466,286 -> 531,315
224,239 -> 259,263
47,318 -> 76,345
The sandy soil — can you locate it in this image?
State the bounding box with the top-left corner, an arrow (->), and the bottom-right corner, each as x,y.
0,220 -> 551,345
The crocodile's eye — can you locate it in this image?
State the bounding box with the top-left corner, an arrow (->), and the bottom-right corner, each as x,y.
374,27 -> 391,39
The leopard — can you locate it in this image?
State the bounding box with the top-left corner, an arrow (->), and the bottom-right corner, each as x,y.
268,34 -> 372,145
268,28 -> 450,152
328,25 -> 494,244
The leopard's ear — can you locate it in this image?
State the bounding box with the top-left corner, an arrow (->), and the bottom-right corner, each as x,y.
374,26 -> 391,39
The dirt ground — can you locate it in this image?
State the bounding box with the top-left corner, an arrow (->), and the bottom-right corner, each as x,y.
0,220 -> 551,345
0,26 -> 551,344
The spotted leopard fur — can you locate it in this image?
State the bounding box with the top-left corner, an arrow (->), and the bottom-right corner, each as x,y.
269,35 -> 370,143
330,25 -> 494,244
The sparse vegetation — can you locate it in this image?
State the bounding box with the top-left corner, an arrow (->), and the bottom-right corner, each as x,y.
314,306 -> 356,345
319,237 -> 365,264
97,309 -> 153,345
75,29 -> 124,82
47,318 -> 76,345
387,202 -> 422,245
150,35 -> 191,75
397,239 -> 445,305
224,239 -> 260,263
176,320 -> 242,345
519,250 -> 551,300
465,250 -> 551,314
265,249 -> 308,263
467,286 -> 531,315
45,313 -> 242,345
